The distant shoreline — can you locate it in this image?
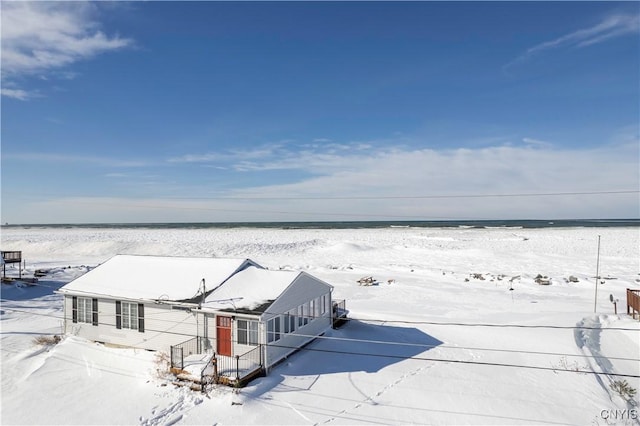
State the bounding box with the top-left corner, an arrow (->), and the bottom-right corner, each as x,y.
2,219 -> 639,230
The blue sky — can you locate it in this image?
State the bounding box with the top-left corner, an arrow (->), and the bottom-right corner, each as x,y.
1,1 -> 639,223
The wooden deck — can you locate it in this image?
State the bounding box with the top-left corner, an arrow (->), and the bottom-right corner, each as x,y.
627,289 -> 640,320
2,251 -> 24,280
170,337 -> 264,390
1,251 -> 22,263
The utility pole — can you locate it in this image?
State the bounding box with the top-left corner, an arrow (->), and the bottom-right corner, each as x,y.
594,235 -> 601,313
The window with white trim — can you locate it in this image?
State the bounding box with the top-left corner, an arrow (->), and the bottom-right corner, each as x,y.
297,305 -> 304,327
115,301 -> 145,332
77,297 -> 92,323
267,316 -> 281,343
72,296 -> 98,326
121,302 -> 138,330
237,319 -> 259,345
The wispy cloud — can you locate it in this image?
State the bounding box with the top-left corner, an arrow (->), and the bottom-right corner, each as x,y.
5,132 -> 638,223
506,12 -> 639,71
5,152 -> 147,168
169,141 -> 377,173
0,87 -> 38,101
522,137 -> 553,149
1,2 -> 132,100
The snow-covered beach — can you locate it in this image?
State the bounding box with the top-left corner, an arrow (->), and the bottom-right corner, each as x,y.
1,224 -> 639,425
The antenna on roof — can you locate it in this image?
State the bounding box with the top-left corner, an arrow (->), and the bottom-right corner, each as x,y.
199,278 -> 206,308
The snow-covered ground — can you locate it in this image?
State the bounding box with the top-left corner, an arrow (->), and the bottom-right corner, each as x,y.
1,225 -> 639,425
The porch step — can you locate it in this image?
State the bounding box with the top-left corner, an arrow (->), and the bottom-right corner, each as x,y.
176,373 -> 202,384
171,380 -> 202,392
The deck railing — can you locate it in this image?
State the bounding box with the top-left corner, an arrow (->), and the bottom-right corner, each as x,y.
171,337 -> 265,388
1,251 -> 22,263
170,337 -> 200,369
170,336 -> 217,369
332,299 -> 348,328
627,289 -> 640,320
214,345 -> 263,381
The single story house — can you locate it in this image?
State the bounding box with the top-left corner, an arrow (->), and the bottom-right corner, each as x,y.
57,254 -> 337,383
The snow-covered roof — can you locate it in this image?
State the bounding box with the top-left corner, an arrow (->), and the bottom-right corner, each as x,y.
59,254 -> 258,301
202,266 -> 300,312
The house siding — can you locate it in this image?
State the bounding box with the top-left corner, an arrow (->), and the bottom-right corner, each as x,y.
64,295 -> 198,351
263,315 -> 330,370
261,273 -> 333,370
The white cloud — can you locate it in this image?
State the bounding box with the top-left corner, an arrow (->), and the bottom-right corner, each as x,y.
506,12 -> 639,70
4,152 -> 147,168
522,138 -> 553,149
0,87 -> 37,101
4,133 -> 638,223
1,2 -> 132,99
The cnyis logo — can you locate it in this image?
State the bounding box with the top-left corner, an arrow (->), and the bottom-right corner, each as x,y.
599,409 -> 638,421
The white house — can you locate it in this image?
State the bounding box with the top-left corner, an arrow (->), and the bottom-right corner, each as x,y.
58,254 -> 337,383
199,265 -> 334,373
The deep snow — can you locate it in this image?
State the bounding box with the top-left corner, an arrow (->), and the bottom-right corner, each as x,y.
1,225 -> 639,425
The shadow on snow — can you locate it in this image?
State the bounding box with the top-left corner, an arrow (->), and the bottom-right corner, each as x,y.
247,319 -> 442,397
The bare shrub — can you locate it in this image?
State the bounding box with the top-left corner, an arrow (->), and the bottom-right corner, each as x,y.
33,335 -> 61,346
154,351 -> 171,379
610,379 -> 637,403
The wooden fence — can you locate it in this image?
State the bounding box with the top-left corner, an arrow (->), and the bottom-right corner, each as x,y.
627,289 -> 640,320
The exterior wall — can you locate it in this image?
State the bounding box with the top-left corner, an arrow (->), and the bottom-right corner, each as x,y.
266,273 -> 332,316
261,273 -> 333,370
63,295 -> 198,352
231,313 -> 262,356
263,315 -> 330,370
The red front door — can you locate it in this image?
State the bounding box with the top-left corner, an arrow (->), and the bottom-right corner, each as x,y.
216,316 -> 232,356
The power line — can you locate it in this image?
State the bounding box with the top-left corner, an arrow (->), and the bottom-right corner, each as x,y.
144,189 -> 640,201
4,279 -> 640,332
5,306 -> 637,379
267,341 -> 640,379
3,305 -> 639,364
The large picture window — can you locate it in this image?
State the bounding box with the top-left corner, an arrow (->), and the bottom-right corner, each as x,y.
237,319 -> 259,345
115,301 -> 145,332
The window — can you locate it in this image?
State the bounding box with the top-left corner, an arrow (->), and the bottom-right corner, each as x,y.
283,313 -> 291,334
267,316 -> 281,343
116,301 -> 145,332
303,302 -> 310,325
297,305 -> 304,327
288,309 -> 297,333
237,319 -> 259,345
122,302 -> 138,330
72,296 -> 98,326
314,297 -> 322,317
321,294 -> 328,315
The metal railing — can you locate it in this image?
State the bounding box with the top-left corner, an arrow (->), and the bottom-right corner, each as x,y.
215,345 -> 263,382
200,354 -> 218,393
170,337 -> 200,369
171,336 -> 264,388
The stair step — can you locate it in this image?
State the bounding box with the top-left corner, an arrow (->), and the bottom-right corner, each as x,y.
176,373 -> 202,384
172,381 -> 202,392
